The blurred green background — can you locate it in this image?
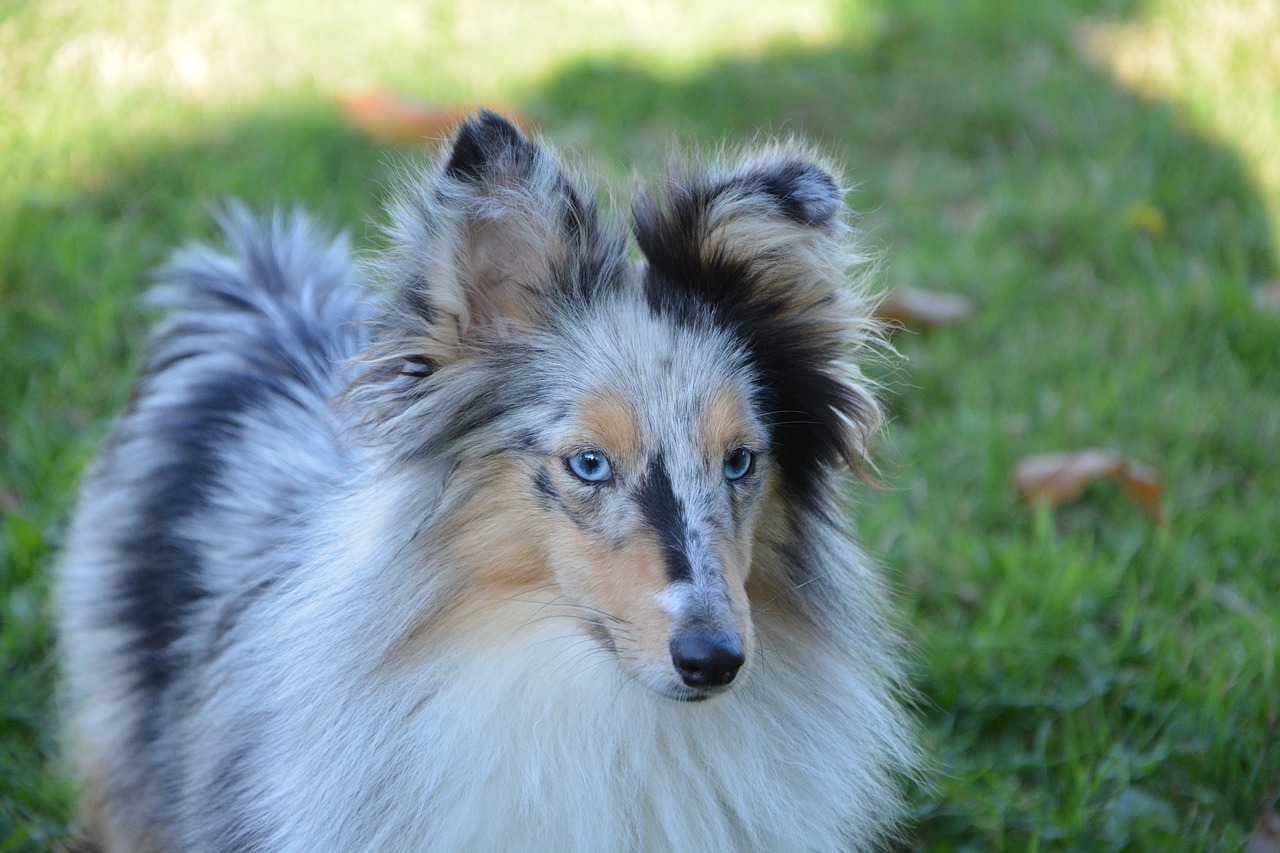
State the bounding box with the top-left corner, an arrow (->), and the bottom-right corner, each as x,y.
3,0 -> 1278,849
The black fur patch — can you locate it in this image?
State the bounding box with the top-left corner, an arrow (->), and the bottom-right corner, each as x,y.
532,467 -> 593,533
560,181 -> 590,239
206,739 -> 270,852
444,111 -> 535,182
532,468 -> 560,507
403,279 -> 438,328
555,229 -> 628,308
207,575 -> 281,662
422,366 -> 527,459
112,371 -> 269,748
635,455 -> 693,583
745,159 -> 840,227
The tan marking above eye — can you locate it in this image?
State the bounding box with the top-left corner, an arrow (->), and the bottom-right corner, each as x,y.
571,389 -> 641,465
701,385 -> 762,463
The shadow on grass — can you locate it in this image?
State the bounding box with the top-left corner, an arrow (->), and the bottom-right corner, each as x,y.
532,0 -> 1274,287
4,0 -> 1276,850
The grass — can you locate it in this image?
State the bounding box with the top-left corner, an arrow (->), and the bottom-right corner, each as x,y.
3,0 -> 1278,849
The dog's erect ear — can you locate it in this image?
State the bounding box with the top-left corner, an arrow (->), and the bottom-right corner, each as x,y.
634,151 -> 847,314
374,112 -> 622,369
634,150 -> 884,499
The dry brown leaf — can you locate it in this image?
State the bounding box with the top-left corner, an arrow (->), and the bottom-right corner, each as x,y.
341,94 -> 524,144
1014,449 -> 1125,503
1013,448 -> 1164,521
876,287 -> 975,330
1117,459 -> 1164,520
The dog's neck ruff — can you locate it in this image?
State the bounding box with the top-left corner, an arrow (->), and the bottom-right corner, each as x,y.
247,596 -> 910,853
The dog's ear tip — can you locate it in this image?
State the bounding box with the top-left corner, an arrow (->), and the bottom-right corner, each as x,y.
444,110 -> 530,182
470,109 -> 525,141
755,158 -> 841,227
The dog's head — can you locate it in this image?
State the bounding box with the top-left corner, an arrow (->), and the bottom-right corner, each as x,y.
357,112 -> 883,701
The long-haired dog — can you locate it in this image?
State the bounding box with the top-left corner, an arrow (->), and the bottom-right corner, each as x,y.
57,112 -> 916,852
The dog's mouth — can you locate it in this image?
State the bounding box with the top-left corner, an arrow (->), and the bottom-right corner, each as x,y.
662,683 -> 729,703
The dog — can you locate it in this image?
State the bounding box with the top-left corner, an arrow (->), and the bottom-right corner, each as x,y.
56,111 -> 917,852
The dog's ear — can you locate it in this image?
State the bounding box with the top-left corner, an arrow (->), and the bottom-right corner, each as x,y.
634,150 -> 884,499
374,112 -> 621,369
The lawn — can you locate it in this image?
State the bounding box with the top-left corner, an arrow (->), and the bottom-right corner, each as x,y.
3,0 -> 1278,849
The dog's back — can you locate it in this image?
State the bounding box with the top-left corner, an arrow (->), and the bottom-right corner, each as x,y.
57,208 -> 370,850
58,114 -> 916,852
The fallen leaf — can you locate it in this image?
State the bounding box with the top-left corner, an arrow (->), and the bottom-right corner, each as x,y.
876,287 -> 975,330
1013,448 -> 1164,521
341,94 -> 525,144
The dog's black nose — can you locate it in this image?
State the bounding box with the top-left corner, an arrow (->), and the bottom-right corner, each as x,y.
671,631 -> 745,688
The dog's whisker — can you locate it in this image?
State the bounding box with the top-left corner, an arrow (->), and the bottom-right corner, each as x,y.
751,573 -> 830,616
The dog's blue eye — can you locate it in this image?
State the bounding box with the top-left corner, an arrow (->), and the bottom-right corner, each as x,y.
567,450 -> 613,483
724,448 -> 755,481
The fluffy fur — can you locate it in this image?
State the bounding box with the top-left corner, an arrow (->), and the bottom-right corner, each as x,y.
57,112 -> 917,852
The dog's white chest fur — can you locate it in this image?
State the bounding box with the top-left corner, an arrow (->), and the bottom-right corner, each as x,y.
249,610 -> 909,853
